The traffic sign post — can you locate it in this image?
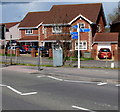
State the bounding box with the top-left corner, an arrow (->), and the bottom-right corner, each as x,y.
71,25 -> 90,68
77,23 -> 80,69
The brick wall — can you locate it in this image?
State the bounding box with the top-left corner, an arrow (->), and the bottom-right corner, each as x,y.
20,29 -> 38,38
91,44 -> 98,60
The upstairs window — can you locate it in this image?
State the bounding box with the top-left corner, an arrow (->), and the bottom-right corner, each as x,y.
52,26 -> 62,34
75,41 -> 87,50
79,23 -> 85,28
25,29 -> 33,34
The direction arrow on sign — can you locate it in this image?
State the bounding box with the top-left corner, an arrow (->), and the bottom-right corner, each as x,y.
72,25 -> 78,29
70,32 -> 78,35
79,28 -> 90,32
72,35 -> 78,39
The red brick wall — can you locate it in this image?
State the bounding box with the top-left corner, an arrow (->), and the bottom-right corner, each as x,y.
91,44 -> 98,60
97,15 -> 105,32
0,49 -> 5,54
111,44 -> 119,61
20,29 -> 38,38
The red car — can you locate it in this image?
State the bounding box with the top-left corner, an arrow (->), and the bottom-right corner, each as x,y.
98,48 -> 112,59
22,45 -> 30,52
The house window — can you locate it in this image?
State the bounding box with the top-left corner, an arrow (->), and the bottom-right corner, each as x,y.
25,29 -> 33,34
52,26 -> 62,34
79,23 -> 85,28
75,41 -> 87,50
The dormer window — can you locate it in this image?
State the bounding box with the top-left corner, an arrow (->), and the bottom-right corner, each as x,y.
25,29 -> 33,34
52,26 -> 62,34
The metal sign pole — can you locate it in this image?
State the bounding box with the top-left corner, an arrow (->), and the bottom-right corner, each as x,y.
77,23 -> 80,68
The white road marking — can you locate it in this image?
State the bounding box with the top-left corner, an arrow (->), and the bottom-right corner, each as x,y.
37,75 -> 45,78
72,105 -> 96,112
7,86 -> 22,95
7,86 -> 38,96
115,84 -> 120,87
21,92 -> 37,96
0,84 -> 37,96
97,82 -> 107,86
0,84 -> 7,87
47,76 -> 63,81
64,80 -> 100,84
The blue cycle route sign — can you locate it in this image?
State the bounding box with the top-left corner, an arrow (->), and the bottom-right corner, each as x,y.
79,28 -> 90,32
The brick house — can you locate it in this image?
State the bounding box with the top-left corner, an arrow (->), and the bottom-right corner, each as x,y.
18,11 -> 48,47
18,3 -> 106,56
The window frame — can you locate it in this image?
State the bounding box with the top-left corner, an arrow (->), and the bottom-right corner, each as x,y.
25,29 -> 33,34
52,26 -> 62,34
79,23 -> 85,29
75,41 -> 87,50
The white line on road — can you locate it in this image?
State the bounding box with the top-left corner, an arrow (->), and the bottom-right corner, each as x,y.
7,86 -> 22,94
21,92 -> 38,96
0,84 -> 38,96
63,80 -> 100,84
37,75 -> 45,78
0,84 -> 7,87
97,82 -> 107,86
7,86 -> 38,96
72,105 -> 96,112
115,84 -> 120,87
47,76 -> 63,81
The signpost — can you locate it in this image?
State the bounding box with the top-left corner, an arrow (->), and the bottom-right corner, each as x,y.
71,24 -> 90,68
77,23 -> 80,68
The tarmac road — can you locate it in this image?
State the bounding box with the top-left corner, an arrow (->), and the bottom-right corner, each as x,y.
1,68 -> 119,111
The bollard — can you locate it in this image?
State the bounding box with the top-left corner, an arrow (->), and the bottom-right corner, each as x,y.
111,62 -> 114,68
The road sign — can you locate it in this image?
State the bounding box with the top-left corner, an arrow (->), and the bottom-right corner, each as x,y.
72,35 -> 78,39
72,25 -> 78,29
70,32 -> 78,35
79,28 -> 90,32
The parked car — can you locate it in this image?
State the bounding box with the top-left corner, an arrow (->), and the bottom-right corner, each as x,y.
39,47 -> 49,57
98,48 -> 112,59
27,46 -> 49,57
27,46 -> 38,54
22,45 -> 30,52
7,46 -> 26,54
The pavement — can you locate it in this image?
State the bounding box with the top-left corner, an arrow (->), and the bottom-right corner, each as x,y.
1,64 -> 119,85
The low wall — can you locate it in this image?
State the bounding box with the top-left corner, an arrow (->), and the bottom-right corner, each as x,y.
0,49 -> 20,56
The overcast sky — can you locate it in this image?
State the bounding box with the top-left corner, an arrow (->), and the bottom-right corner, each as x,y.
0,0 -> 119,25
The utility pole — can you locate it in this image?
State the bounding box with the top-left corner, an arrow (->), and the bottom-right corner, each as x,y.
77,23 -> 81,68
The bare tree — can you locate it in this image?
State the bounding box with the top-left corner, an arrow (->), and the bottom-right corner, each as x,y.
108,1 -> 120,23
50,12 -> 71,65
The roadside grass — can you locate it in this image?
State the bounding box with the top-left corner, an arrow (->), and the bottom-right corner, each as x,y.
0,53 -> 16,56
47,57 -> 94,61
1,61 -> 119,70
66,57 -> 94,61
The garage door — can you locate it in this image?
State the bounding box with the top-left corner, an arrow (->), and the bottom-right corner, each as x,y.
98,43 -> 111,51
